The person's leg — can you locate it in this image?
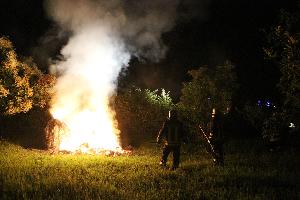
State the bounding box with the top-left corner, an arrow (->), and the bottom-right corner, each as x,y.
172,145 -> 180,169
218,144 -> 224,165
160,145 -> 170,166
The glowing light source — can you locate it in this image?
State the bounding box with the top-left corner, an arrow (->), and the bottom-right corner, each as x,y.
49,27 -> 130,154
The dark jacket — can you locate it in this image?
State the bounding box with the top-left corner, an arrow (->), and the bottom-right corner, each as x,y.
208,112 -> 224,144
157,118 -> 186,146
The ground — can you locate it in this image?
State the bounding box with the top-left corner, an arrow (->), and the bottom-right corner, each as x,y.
0,139 -> 299,200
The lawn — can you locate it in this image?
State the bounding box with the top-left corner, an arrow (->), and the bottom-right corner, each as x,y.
0,139 -> 299,200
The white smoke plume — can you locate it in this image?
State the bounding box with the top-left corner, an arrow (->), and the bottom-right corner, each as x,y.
45,0 -> 180,62
44,0 -> 181,151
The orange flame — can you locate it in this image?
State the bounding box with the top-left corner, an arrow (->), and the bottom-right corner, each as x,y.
48,29 -> 130,154
51,104 -> 122,154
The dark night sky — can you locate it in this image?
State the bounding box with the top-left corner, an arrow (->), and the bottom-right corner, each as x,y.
0,0 -> 299,103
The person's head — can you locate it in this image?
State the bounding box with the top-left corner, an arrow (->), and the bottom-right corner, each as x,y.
169,109 -> 178,120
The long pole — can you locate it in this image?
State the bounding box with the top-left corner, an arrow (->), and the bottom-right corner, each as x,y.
198,125 -> 218,159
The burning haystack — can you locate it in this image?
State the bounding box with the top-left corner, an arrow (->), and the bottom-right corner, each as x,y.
45,118 -> 131,155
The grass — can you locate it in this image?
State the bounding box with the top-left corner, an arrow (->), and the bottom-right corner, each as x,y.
0,139 -> 299,200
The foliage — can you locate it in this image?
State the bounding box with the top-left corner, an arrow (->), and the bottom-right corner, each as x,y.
178,61 -> 238,135
0,139 -> 299,199
261,111 -> 286,144
240,100 -> 293,145
0,37 -> 55,115
0,108 -> 52,149
241,100 -> 276,132
263,10 -> 300,124
114,87 -> 174,146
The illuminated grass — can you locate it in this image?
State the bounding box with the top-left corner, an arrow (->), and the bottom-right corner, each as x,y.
0,139 -> 299,199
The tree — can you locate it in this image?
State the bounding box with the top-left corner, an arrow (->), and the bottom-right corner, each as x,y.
263,10 -> 300,124
178,61 -> 238,136
0,37 -> 55,115
114,86 -> 173,146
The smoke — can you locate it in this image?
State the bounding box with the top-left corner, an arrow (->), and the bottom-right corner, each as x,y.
44,0 -> 184,109
31,25 -> 70,72
178,0 -> 211,21
43,0 -> 184,150
44,0 -> 184,107
44,0 -> 183,118
45,0 -> 180,62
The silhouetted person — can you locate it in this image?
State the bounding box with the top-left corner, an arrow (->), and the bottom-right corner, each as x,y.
208,108 -> 224,166
157,110 -> 187,170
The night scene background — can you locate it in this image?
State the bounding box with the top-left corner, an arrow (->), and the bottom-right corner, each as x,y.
0,0 -> 299,199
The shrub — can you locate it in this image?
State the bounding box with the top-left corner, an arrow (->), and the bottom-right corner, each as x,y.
114,87 -> 173,146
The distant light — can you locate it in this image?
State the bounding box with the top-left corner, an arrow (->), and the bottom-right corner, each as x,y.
289,123 -> 295,128
257,100 -> 262,106
266,101 -> 271,107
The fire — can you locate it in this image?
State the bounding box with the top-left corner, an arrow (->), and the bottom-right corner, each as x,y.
51,103 -> 121,154
48,28 -> 130,155
44,0 -> 177,155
